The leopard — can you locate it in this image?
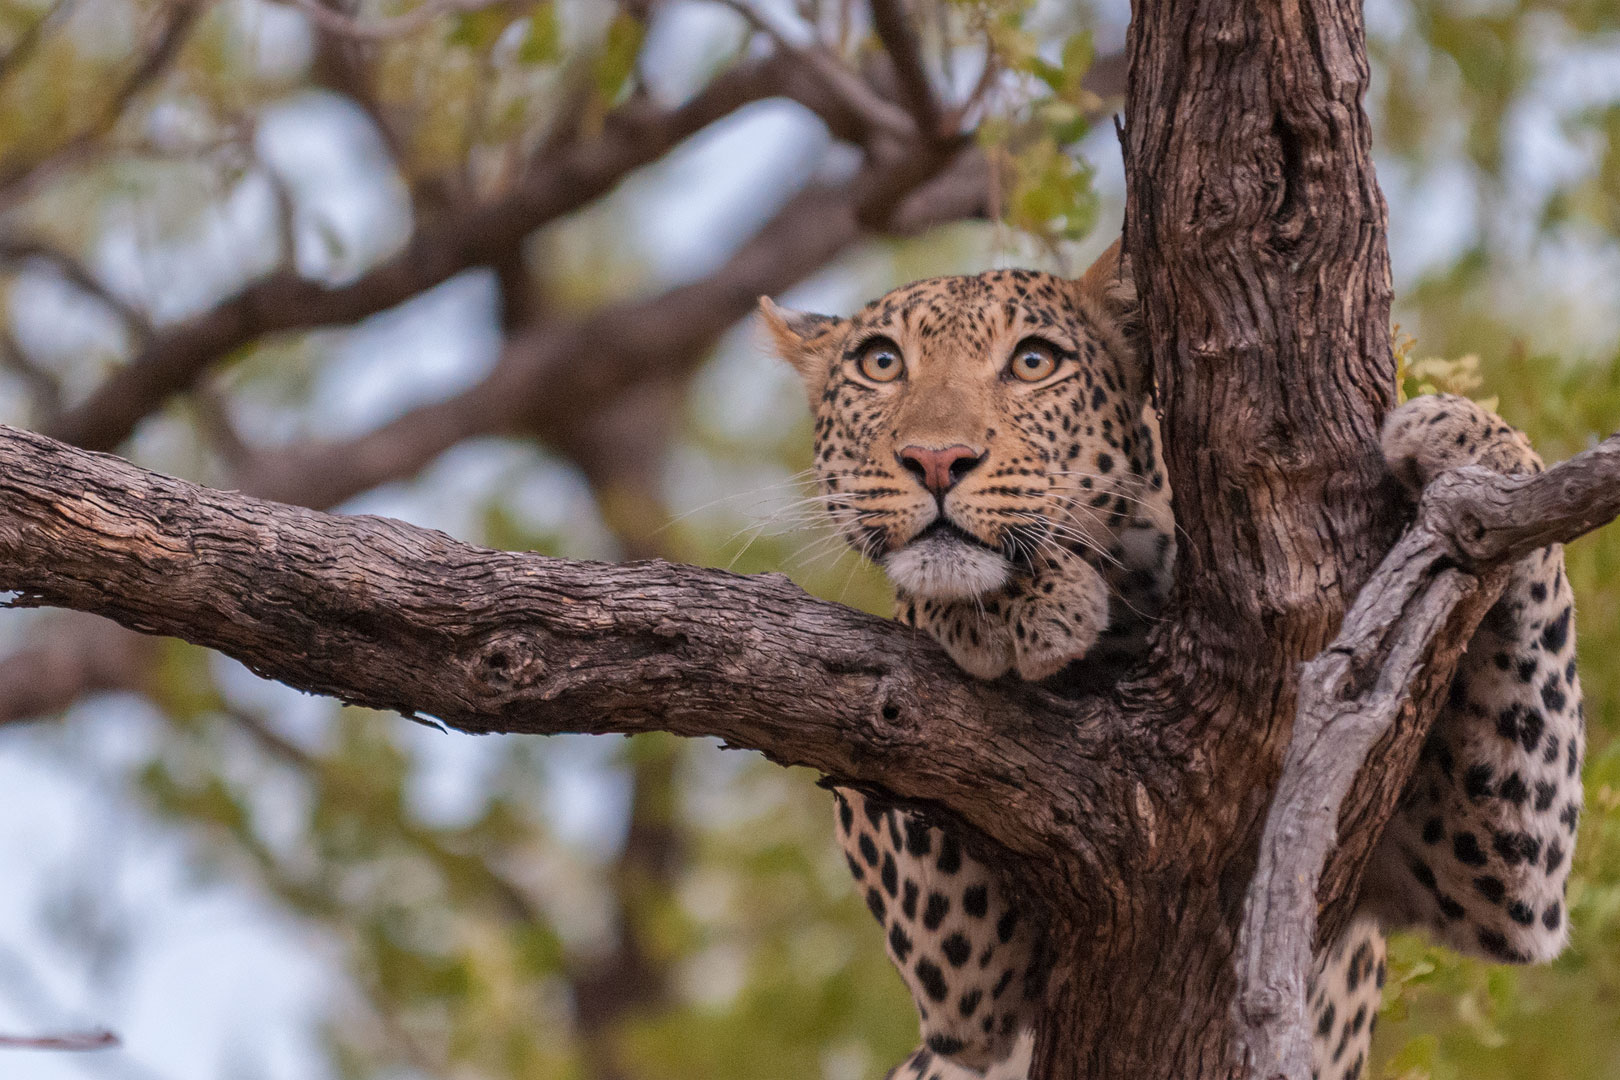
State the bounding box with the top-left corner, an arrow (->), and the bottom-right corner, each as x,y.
759,242 -> 1584,1080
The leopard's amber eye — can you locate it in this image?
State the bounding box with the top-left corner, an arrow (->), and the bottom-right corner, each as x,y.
855,338 -> 904,383
1008,338 -> 1060,382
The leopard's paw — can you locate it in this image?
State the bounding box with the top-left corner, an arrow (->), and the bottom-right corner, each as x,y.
1008,559 -> 1110,681
900,592 -> 1016,679
942,630 -> 1016,680
1382,394 -> 1541,495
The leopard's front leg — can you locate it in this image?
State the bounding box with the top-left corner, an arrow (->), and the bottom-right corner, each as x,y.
898,549 -> 1109,681
1003,548 -> 1110,680
896,590 -> 1016,679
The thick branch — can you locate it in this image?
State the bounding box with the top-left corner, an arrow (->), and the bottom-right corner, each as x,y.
1050,0 -> 1403,1069
0,425 -> 1130,873
0,57 -> 991,737
869,0 -> 942,136
1235,436 -> 1620,1078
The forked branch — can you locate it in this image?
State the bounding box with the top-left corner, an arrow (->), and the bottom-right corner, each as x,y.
1236,436 -> 1620,1079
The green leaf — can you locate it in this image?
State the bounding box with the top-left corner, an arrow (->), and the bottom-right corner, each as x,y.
448,9 -> 517,51
516,4 -> 561,65
594,13 -> 645,101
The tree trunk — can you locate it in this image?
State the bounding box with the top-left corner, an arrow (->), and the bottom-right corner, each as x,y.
1022,0 -> 1400,1073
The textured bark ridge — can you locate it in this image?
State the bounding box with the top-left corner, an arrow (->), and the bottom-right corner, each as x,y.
1,1 -> 1619,1078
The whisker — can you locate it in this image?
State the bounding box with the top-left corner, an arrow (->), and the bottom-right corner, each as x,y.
649,468 -> 823,531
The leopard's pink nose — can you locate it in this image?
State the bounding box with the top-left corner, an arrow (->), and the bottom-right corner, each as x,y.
897,444 -> 984,495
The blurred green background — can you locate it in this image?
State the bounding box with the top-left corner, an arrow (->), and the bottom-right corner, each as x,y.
0,2 -> 1613,1079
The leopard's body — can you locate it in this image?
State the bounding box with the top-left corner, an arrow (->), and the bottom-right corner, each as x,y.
761,245 -> 1583,1080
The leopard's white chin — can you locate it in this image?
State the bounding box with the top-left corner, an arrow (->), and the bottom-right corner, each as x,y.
883,533 -> 1011,599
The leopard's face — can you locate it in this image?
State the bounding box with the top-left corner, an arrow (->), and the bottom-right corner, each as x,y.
762,248 -> 1159,600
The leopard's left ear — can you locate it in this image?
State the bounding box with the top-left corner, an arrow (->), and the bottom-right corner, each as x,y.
758,296 -> 847,402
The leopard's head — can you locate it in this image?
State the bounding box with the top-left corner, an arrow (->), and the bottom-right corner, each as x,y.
760,242 -> 1157,600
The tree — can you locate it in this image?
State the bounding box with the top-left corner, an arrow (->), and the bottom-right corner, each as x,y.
0,2 -> 1617,1079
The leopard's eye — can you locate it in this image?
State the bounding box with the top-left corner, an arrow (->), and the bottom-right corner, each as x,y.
1008,338 -> 1060,382
855,337 -> 904,383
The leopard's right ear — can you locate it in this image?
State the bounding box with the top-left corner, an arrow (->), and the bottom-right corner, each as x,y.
758,296 -> 846,401
1074,238 -> 1139,336
1073,238 -> 1148,398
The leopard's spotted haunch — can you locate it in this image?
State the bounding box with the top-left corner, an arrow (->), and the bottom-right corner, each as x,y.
762,242 -> 1583,1080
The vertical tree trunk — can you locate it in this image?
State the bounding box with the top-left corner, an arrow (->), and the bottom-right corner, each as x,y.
1027,0 -> 1400,1075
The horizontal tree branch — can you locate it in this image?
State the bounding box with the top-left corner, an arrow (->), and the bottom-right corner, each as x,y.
1235,435 -> 1620,1079
0,42 -> 994,735
0,425 -> 1132,872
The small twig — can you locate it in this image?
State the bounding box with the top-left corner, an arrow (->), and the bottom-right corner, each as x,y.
526,49 -> 598,165
271,0 -> 513,41
710,0 -> 915,141
0,1029 -> 119,1051
0,329 -> 63,422
258,161 -> 300,270
224,704 -> 544,926
304,3 -> 434,208
44,54 -> 792,455
711,0 -> 794,48
793,42 -> 917,140
191,383 -> 251,468
947,49 -> 1001,132
0,0 -> 201,210
0,236 -> 154,343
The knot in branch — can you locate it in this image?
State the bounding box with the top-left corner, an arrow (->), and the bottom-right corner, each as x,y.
473,630 -> 549,696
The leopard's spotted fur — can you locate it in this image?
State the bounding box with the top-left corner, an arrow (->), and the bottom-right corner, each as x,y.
762,245 -> 1583,1080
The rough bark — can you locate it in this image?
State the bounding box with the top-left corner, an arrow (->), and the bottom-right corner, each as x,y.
1044,0 -> 1399,1072
0,425 -> 1140,879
